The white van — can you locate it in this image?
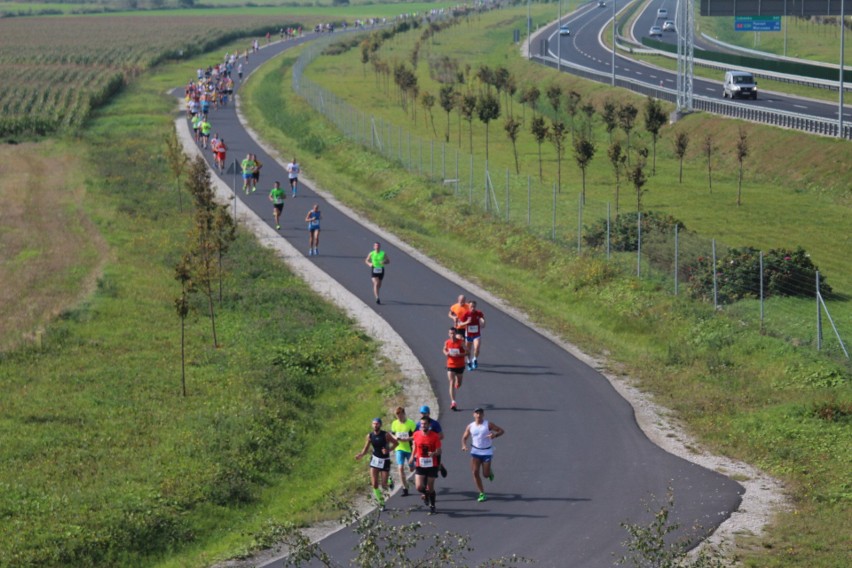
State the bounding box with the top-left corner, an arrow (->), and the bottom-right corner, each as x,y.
723,70 -> 758,100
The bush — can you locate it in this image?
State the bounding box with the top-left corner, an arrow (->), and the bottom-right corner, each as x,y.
583,211 -> 686,252
684,246 -> 831,303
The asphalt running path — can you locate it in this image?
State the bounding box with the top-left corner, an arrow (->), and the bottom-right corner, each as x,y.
181,34 -> 742,567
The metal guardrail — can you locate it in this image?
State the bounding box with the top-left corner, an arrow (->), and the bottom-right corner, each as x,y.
532,52 -> 852,140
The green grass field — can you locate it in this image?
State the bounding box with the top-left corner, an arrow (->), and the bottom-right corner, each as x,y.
238,6 -> 851,566
0,2 -> 850,566
0,35 -> 403,567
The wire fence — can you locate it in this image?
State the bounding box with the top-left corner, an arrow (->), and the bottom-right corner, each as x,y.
290,33 -> 850,361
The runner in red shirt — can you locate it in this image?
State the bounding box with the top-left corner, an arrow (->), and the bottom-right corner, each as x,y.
459,299 -> 485,370
443,327 -> 467,411
409,417 -> 442,514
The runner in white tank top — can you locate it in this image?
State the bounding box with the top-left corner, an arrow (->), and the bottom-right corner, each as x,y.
461,408 -> 505,502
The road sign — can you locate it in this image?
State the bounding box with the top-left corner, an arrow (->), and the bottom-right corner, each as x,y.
735,16 -> 782,31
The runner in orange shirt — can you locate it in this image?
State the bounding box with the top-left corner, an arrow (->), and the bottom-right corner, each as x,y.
443,327 -> 467,411
448,294 -> 468,335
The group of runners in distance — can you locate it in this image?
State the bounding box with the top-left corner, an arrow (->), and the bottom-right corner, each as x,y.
187,41 -> 503,516
357,403 -> 504,514
186,50 -> 320,255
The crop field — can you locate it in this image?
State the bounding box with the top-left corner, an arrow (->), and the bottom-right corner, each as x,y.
0,14 -> 300,137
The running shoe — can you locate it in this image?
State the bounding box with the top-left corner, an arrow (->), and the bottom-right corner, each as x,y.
466,363 -> 473,371
429,505 -> 436,515
376,298 -> 381,304
488,471 -> 494,482
308,249 -> 313,256
388,477 -> 394,490
421,493 -> 428,504
402,487 -> 409,496
439,464 -> 448,478
276,224 -> 280,230
472,359 -> 479,369
451,401 -> 458,411
477,493 -> 487,502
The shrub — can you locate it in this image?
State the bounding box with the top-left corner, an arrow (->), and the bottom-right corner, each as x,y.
684,246 -> 831,303
583,211 -> 686,252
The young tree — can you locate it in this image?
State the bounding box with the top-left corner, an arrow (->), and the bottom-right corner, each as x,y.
608,141 -> 627,213
573,135 -> 596,205
601,99 -> 618,144
213,204 -> 236,305
460,92 -> 478,152
421,90 -> 438,137
530,115 -> 549,181
439,84 -> 456,143
672,130 -> 689,183
643,97 -> 667,174
736,127 -> 749,206
476,91 -> 501,162
524,85 -> 541,122
546,83 -> 563,119
164,130 -> 189,212
566,90 -> 581,143
548,119 -> 568,193
703,133 -> 715,192
185,156 -> 220,348
628,148 -> 649,211
278,502 -> 530,568
504,116 -> 521,174
618,102 -> 638,165
174,254 -> 195,397
580,102 -> 596,140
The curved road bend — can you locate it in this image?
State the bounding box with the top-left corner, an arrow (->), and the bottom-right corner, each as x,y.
546,1 -> 852,122
181,33 -> 742,567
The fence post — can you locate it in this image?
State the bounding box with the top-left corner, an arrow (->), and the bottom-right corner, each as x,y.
637,211 -> 642,277
527,176 -> 531,227
577,193 -> 582,254
442,142 -> 446,181
551,182 -> 557,241
712,239 -> 718,310
455,149 -> 459,196
817,270 -> 822,351
506,168 -> 510,222
606,202 -> 611,260
431,139 -> 434,179
674,224 -> 679,295
759,251 -> 765,332
469,155 -> 473,205
232,157 -> 238,223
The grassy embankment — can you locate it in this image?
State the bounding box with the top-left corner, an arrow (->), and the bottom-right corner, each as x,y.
239,6 -> 851,567
0,32 -> 406,568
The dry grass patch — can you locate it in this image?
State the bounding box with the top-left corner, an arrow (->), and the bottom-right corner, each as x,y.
0,141 -> 108,350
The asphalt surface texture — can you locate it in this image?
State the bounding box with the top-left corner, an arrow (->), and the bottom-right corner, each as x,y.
180,31 -> 743,568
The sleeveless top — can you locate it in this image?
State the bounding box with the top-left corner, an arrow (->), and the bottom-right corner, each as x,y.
369,430 -> 390,458
469,420 -> 493,456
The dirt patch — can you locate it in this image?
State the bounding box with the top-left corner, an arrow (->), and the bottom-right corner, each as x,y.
0,141 -> 109,351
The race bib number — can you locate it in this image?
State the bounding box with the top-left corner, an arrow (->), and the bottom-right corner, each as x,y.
396,432 -> 410,441
417,456 -> 433,468
372,267 -> 384,275
467,325 -> 479,334
448,348 -> 461,356
370,455 -> 387,469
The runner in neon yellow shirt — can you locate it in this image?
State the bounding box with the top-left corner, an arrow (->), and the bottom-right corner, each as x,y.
268,181 -> 286,230
365,241 -> 390,304
391,406 -> 417,496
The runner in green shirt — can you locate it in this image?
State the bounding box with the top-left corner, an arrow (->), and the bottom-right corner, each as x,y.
199,117 -> 212,149
391,406 -> 417,496
268,181 -> 286,230
365,241 -> 390,304
241,154 -> 256,194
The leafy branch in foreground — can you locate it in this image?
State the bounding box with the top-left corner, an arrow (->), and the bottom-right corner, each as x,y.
616,487 -> 728,568
266,501 -> 530,568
